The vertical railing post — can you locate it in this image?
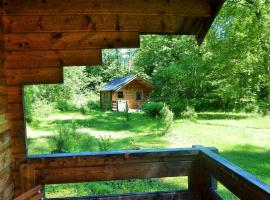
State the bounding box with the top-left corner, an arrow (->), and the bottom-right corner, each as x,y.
188,145 -> 218,200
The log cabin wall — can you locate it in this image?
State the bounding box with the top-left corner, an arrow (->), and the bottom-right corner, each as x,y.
0,3 -> 14,200
0,0 -> 224,198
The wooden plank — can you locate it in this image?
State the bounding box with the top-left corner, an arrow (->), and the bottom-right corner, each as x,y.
3,14 -> 196,34
7,102 -> 23,120
0,95 -> 7,114
195,0 -> 225,44
5,32 -> 140,50
48,190 -> 189,200
198,146 -> 270,200
34,160 -> 192,184
0,131 -> 10,152
1,182 -> 14,200
28,148 -> 199,168
14,185 -> 44,200
10,136 -> 26,154
5,49 -> 102,68
0,147 -> 12,173
9,120 -> 25,137
3,0 -> 211,16
6,67 -> 63,85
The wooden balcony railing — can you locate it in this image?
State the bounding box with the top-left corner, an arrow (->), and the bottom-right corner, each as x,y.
20,146 -> 270,200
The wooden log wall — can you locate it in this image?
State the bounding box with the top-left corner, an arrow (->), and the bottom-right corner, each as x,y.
0,4 -> 14,200
0,0 -> 225,198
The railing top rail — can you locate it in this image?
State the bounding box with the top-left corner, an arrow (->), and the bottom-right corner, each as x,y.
27,147 -> 200,161
197,146 -> 270,199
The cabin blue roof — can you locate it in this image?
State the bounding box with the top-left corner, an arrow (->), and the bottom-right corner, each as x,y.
100,76 -> 136,91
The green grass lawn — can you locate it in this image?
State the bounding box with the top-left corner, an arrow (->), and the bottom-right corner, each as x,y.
27,110 -> 270,199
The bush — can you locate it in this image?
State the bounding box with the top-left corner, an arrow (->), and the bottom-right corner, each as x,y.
96,135 -> 112,151
56,99 -> 78,112
143,102 -> 164,117
160,104 -> 174,135
181,106 -> 197,121
170,101 -> 187,116
123,103 -> 130,122
49,125 -> 76,153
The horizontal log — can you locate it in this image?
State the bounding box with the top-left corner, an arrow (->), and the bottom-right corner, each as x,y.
7,102 -> 24,120
0,95 -> 8,114
3,0 -> 212,16
5,49 -> 102,68
48,190 -> 189,200
10,136 -> 26,154
6,67 -> 63,85
3,14 -> 198,34
28,148 -> 199,168
1,182 -> 14,200
5,32 -> 140,50
0,148 -> 12,174
198,146 -> 270,200
0,169 -> 13,195
9,120 -> 25,137
34,160 -> 191,184
0,132 -> 10,152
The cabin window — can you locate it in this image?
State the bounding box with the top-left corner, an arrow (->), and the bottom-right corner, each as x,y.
118,91 -> 124,99
136,91 -> 143,100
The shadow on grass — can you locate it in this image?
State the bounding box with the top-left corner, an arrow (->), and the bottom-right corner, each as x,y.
51,111 -> 162,134
45,177 -> 188,198
221,144 -> 270,183
197,113 -> 251,120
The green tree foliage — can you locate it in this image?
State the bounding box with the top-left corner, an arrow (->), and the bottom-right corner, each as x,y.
85,49 -> 137,92
134,1 -> 270,112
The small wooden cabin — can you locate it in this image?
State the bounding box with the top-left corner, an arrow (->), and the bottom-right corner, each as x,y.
100,76 -> 153,110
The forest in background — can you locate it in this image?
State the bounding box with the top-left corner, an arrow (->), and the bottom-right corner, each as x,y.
24,0 -> 270,123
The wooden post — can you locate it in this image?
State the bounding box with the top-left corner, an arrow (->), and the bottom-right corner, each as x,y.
188,145 -> 217,200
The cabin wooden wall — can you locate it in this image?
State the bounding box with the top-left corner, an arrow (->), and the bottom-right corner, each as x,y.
112,80 -> 152,109
0,5 -> 14,200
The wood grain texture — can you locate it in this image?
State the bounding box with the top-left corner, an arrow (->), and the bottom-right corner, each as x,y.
34,161 -> 192,184
3,0 -> 211,16
14,185 -> 44,200
3,14 -> 196,34
22,148 -> 198,190
5,32 -> 140,50
6,67 -> 63,85
5,49 -> 102,68
199,146 -> 270,200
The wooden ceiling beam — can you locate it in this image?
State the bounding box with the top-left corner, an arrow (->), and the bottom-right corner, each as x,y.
5,49 -> 102,68
3,15 -> 198,34
5,32 -> 140,50
3,0 -> 212,16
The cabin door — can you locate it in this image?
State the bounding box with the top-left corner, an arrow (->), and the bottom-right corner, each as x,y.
136,90 -> 144,109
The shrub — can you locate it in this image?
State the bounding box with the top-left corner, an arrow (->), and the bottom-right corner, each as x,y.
143,102 -> 164,117
160,104 -> 174,135
170,101 -> 187,116
49,125 -> 76,153
56,99 -> 77,112
123,103 -> 130,122
181,106 -> 197,121
96,135 -> 112,151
